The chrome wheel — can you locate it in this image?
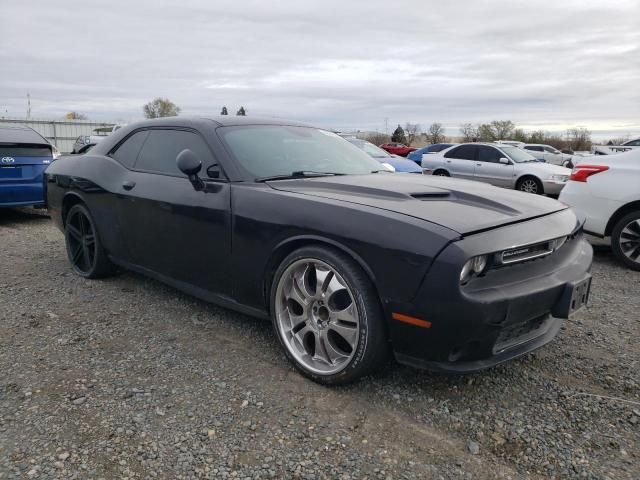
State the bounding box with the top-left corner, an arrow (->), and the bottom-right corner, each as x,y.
275,259 -> 360,375
519,178 -> 539,194
66,209 -> 97,274
619,219 -> 640,263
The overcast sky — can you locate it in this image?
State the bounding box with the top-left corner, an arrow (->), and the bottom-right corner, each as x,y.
1,0 -> 638,138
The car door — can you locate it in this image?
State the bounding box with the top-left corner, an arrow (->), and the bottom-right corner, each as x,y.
114,128 -> 232,297
443,145 -> 477,180
474,145 -> 515,187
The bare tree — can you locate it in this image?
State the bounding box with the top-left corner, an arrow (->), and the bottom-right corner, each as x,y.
143,98 -> 181,118
566,127 -> 592,151
476,124 -> 495,142
65,111 -> 87,120
490,120 -> 515,140
460,123 -> 479,142
404,123 -> 421,146
425,122 -> 445,144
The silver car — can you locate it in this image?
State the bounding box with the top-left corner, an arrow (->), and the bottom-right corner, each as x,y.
422,143 -> 571,195
522,144 -> 572,166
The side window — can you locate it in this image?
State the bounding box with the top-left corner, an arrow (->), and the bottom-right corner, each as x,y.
134,129 -> 213,176
624,139 -> 640,146
445,145 -> 476,160
477,146 -> 502,163
525,146 -> 542,152
111,131 -> 150,168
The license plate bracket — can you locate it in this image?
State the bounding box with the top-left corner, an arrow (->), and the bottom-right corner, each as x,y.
551,276 -> 592,319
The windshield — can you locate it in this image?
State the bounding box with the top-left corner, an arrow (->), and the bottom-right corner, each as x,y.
543,146 -> 561,154
500,146 -> 538,163
218,126 -> 384,178
346,139 -> 391,158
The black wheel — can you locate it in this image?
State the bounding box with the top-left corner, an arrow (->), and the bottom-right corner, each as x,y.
64,203 -> 116,278
433,170 -> 449,177
611,211 -> 640,271
270,246 -> 388,385
517,176 -> 544,195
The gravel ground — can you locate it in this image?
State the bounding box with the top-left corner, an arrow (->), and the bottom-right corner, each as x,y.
1,208 -> 638,480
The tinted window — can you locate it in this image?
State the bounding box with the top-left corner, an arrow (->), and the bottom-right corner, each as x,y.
525,145 -> 543,152
134,130 -> 213,175
431,144 -> 453,152
445,145 -> 476,160
0,145 -> 52,157
111,131 -> 150,168
477,146 -> 502,163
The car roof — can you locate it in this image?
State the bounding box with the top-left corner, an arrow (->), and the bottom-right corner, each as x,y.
118,116 -> 314,129
0,125 -> 50,145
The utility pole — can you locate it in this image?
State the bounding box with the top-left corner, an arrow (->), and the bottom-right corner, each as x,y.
384,117 -> 389,135
27,92 -> 31,119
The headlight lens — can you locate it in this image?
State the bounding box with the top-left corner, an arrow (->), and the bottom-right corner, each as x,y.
548,174 -> 568,182
460,255 -> 488,284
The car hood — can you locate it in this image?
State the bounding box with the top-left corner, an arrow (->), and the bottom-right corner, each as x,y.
267,174 -> 568,235
517,162 -> 571,175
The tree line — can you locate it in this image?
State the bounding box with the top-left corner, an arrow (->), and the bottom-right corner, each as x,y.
362,120 -> 593,152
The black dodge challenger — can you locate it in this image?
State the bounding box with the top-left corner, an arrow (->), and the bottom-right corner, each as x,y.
46,117 -> 593,385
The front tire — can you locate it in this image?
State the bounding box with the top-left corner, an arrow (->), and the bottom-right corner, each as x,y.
433,169 -> 449,177
270,246 -> 388,385
517,176 -> 544,195
611,211 -> 640,271
64,203 -> 116,278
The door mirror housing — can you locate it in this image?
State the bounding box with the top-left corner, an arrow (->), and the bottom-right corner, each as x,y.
177,149 -> 204,191
499,157 -> 510,165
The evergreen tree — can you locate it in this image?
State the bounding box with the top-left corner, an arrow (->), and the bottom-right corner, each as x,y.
236,106 -> 247,116
391,125 -> 406,144
221,106 -> 228,115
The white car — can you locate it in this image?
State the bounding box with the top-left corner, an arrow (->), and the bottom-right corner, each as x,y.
593,138 -> 640,156
522,144 -> 572,166
422,143 -> 571,195
559,149 -> 640,270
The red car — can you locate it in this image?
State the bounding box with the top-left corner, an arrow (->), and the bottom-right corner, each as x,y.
379,142 -> 417,157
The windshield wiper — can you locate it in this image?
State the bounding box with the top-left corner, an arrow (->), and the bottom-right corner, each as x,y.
255,171 -> 346,182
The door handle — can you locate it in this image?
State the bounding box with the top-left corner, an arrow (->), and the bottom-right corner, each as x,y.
476,163 -> 482,166
446,160 -> 452,163
122,180 -> 136,191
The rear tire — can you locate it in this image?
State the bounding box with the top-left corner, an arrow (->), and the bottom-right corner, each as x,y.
433,170 -> 449,177
611,211 -> 640,271
270,246 -> 388,385
516,176 -> 543,195
64,204 -> 116,278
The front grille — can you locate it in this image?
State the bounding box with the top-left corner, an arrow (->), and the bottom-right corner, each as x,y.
494,315 -> 549,353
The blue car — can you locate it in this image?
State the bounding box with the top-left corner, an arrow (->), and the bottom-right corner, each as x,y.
407,143 -> 455,163
345,138 -> 422,173
0,125 -> 56,207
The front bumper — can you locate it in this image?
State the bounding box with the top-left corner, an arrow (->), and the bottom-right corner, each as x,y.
542,180 -> 567,195
386,211 -> 593,373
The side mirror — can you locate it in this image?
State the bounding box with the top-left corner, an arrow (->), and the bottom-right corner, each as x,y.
177,149 -> 204,191
499,157 -> 510,165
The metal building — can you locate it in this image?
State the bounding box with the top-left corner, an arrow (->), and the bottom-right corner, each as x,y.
0,118 -> 116,153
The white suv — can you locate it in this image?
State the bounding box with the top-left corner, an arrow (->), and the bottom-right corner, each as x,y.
559,149 -> 640,270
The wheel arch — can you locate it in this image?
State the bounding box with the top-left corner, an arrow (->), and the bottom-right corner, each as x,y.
61,192 -> 86,226
432,168 -> 450,176
515,174 -> 543,191
262,235 -> 379,312
605,200 -> 640,237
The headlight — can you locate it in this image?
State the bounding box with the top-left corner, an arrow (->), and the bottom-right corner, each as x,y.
548,174 -> 568,182
460,255 -> 488,284
381,162 -> 396,172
